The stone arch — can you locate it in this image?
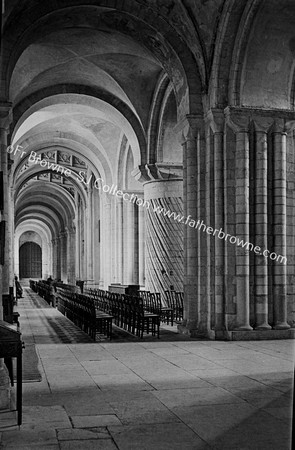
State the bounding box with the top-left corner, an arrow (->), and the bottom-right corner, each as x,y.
15,185 -> 75,235
19,241 -> 42,279
15,225 -> 52,279
12,139 -> 111,193
209,0 -> 261,108
227,0 -> 262,106
10,86 -> 145,166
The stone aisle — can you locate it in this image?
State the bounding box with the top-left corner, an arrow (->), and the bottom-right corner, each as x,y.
0,288 -> 294,449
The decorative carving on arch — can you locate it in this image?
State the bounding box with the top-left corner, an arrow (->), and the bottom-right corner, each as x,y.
58,152 -> 71,163
43,151 -> 56,160
73,156 -> 86,167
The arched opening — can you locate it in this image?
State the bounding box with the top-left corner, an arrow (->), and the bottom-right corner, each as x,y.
19,242 -> 42,279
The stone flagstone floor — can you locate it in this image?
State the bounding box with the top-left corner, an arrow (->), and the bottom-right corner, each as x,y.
0,288 -> 294,449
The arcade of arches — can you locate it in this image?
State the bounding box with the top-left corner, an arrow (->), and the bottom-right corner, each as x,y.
0,0 -> 295,345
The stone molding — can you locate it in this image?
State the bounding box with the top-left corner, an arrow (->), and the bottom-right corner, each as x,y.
225,106 -> 295,133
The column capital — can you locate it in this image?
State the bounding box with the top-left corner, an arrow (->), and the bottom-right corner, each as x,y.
252,116 -> 274,133
273,118 -> 295,134
0,102 -> 13,129
174,114 -> 204,143
63,227 -> 71,236
224,107 -> 251,133
205,108 -> 224,133
132,163 -> 182,184
68,221 -> 76,234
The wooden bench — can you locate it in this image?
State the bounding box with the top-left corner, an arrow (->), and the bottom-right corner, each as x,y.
56,288 -> 113,340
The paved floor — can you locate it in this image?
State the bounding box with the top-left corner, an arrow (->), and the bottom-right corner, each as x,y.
0,288 -> 294,449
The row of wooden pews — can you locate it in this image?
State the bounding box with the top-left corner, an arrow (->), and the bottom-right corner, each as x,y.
85,289 -> 160,339
29,280 -> 183,341
56,289 -> 113,340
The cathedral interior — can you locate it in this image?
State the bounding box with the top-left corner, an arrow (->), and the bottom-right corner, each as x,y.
0,1 -> 294,448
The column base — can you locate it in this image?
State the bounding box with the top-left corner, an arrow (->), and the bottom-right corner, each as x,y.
183,328 -> 295,341
177,322 -> 215,340
273,322 -> 290,330
255,323 -> 272,330
234,325 -> 253,331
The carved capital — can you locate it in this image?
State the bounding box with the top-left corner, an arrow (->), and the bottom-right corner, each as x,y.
252,116 -> 274,133
0,102 -> 13,129
68,221 -> 76,234
281,119 -> 295,134
132,165 -> 159,184
205,108 -> 224,133
60,230 -> 68,238
175,114 -> 204,143
224,107 -> 251,133
133,163 -> 182,184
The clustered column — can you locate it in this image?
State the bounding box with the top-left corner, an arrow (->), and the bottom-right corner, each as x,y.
272,121 -> 290,330
226,110 -> 252,330
180,117 -> 206,335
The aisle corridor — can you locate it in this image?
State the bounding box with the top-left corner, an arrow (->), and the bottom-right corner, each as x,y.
0,288 -> 293,449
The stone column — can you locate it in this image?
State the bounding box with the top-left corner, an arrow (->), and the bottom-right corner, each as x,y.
0,103 -> 12,301
144,177 -> 183,297
75,192 -> 83,280
111,196 -> 117,285
138,205 -> 145,287
80,201 -> 86,281
185,124 -> 199,332
92,188 -> 100,285
86,188 -> 93,283
48,239 -> 53,278
67,227 -> 76,284
253,119 -> 272,329
116,197 -> 123,284
123,197 -> 139,285
56,236 -> 61,280
181,134 -> 188,323
60,231 -> 68,282
207,109 -> 225,332
197,119 -> 211,336
52,239 -> 57,279
101,200 -> 112,288
226,108 -> 252,330
8,185 -> 15,285
0,102 -> 12,411
86,184 -> 96,284
272,121 -> 290,329
178,116 -> 210,336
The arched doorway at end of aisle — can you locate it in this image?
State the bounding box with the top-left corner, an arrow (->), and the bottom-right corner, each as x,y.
19,242 -> 42,279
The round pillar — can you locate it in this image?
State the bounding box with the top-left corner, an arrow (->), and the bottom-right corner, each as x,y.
144,179 -> 183,297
